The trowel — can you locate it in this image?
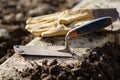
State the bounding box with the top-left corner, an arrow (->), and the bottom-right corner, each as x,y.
14,16 -> 120,57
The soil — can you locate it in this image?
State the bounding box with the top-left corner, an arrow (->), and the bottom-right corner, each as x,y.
14,43 -> 120,80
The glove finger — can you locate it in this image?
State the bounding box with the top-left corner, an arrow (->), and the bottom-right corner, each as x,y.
75,20 -> 91,27
41,24 -> 71,37
59,9 -> 94,24
26,12 -> 61,24
25,21 -> 56,30
30,28 -> 50,36
68,20 -> 91,29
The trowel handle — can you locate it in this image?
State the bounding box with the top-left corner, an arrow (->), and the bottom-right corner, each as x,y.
68,17 -> 112,38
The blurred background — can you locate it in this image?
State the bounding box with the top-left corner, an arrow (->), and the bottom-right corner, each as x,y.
0,0 -> 80,63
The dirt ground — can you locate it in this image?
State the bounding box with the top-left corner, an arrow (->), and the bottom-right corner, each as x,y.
0,0 -> 120,80
14,43 -> 120,80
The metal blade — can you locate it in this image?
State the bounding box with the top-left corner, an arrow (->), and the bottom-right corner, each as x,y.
14,45 -> 73,57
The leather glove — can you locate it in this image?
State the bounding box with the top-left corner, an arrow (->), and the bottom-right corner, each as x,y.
25,9 -> 94,37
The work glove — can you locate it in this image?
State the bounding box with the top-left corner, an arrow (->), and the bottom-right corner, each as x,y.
25,9 -> 94,37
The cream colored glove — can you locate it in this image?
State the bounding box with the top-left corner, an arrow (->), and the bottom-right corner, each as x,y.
26,12 -> 60,36
25,9 -> 94,37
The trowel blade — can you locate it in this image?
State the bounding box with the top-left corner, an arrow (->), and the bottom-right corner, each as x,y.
13,45 -> 73,57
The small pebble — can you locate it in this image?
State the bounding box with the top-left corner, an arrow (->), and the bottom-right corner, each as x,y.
42,59 -> 48,66
4,14 -> 15,22
16,13 -> 23,21
0,28 -> 9,37
49,59 -> 58,66
28,4 -> 49,16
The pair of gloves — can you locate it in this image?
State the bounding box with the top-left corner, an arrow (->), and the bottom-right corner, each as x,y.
25,9 -> 94,37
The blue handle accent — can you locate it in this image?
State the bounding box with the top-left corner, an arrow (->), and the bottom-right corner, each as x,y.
75,17 -> 112,35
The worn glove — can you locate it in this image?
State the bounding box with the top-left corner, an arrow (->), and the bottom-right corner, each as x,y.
25,9 -> 94,37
